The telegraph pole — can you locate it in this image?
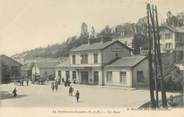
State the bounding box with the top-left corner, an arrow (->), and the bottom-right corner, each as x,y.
155,5 -> 168,108
146,3 -> 168,108
147,3 -> 156,108
150,5 -> 159,108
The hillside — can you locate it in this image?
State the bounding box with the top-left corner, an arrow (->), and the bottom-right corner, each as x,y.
12,11 -> 184,59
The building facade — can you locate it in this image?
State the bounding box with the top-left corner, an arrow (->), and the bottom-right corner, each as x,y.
31,61 -> 59,81
0,55 -> 22,84
55,39 -> 149,88
104,56 -> 149,88
56,40 -> 132,85
160,26 -> 184,63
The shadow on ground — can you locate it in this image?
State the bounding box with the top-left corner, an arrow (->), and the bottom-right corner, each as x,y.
0,91 -> 27,100
138,94 -> 184,109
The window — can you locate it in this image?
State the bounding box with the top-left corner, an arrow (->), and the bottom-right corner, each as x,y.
106,71 -> 112,82
120,72 -> 126,84
115,52 -> 119,57
94,71 -> 99,79
72,55 -> 76,64
58,70 -> 61,78
81,54 -> 88,64
137,71 -> 144,83
165,43 -> 173,49
94,53 -> 98,64
72,71 -> 76,80
94,71 -> 99,84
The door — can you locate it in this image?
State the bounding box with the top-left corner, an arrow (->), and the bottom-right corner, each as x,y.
66,71 -> 70,81
81,71 -> 89,84
94,71 -> 99,85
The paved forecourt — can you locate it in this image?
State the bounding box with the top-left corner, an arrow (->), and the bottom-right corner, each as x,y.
0,82 -> 179,108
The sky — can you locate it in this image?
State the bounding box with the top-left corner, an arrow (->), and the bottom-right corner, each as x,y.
0,0 -> 184,56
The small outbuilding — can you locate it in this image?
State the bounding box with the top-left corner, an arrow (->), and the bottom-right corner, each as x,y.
104,55 -> 149,88
0,55 -> 22,84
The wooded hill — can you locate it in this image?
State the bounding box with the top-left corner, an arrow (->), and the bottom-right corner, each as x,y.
12,11 -> 184,59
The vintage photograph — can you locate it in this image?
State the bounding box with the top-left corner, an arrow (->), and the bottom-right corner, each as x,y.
0,0 -> 184,113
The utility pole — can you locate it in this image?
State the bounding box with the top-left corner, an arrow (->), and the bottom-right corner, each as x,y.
146,3 -> 168,108
147,3 -> 156,108
155,5 -> 168,108
150,5 -> 159,108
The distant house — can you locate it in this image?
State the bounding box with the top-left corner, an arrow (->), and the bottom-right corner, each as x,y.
159,25 -> 184,62
116,36 -> 134,48
0,55 -> 22,84
31,61 -> 59,81
104,55 -> 149,88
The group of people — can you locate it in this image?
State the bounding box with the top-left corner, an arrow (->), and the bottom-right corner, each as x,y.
51,80 -> 59,91
69,86 -> 80,102
50,79 -> 80,102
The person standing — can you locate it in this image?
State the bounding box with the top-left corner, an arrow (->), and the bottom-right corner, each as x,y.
55,80 -> 58,91
69,86 -> 73,96
51,81 -> 55,92
26,79 -> 29,86
12,88 -> 17,97
62,78 -> 64,84
75,90 -> 80,102
58,77 -> 61,85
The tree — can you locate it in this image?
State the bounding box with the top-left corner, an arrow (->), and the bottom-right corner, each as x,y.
166,11 -> 184,27
90,26 -> 96,38
136,16 -> 147,35
132,34 -> 148,54
80,22 -> 89,39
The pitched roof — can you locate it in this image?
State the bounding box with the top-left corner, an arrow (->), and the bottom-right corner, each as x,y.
0,54 -> 22,66
35,61 -> 59,69
105,55 -> 147,68
160,25 -> 184,33
56,58 -> 70,68
71,40 -> 132,52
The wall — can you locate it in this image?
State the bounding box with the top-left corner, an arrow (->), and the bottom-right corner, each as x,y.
55,67 -> 78,82
70,50 -> 102,67
0,55 -> 22,83
39,67 -> 56,78
132,58 -> 149,88
160,28 -> 175,53
175,32 -> 184,62
104,67 -> 132,87
0,64 -> 2,83
90,67 -> 102,85
102,42 -> 131,65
